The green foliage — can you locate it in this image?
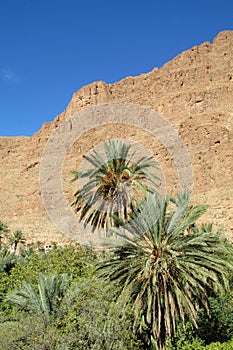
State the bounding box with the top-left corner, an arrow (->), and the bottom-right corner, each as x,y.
0,221 -> 9,249
18,245 -> 35,260
2,244 -> 96,292
197,293 -> 233,343
0,197 -> 232,350
0,314 -> 80,350
59,276 -> 142,349
1,274 -> 142,349
0,221 -> 9,234
0,238 -> 232,349
181,338 -> 233,350
0,251 -> 17,274
0,223 -> 28,275
167,296 -> 233,349
166,321 -> 202,349
5,273 -> 75,326
98,192 -> 233,349
72,139 -> 159,232
8,229 -> 26,252
0,244 -> 97,321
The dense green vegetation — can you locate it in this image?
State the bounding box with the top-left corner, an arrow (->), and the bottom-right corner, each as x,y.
0,140 -> 232,349
98,192 -> 233,349
0,204 -> 232,349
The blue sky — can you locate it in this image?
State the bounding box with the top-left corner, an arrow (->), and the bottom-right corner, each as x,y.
1,0 -> 233,136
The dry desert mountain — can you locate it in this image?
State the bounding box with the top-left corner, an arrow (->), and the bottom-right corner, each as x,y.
0,30 -> 233,244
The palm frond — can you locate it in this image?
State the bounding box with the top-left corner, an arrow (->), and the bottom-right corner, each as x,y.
97,192 -> 233,349
71,139 -> 160,233
5,273 -> 73,326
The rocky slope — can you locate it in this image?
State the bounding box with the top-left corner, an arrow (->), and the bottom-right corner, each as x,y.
0,30 -> 232,244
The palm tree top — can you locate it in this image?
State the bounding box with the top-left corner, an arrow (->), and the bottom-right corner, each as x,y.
71,139 -> 160,233
0,221 -> 9,233
8,229 -> 26,253
0,221 -> 10,249
98,192 -> 233,349
5,273 -> 73,326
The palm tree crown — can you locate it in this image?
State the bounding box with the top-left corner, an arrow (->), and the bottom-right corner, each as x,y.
72,139 -> 160,233
0,221 -> 9,250
98,192 -> 233,349
5,273 -> 74,326
8,229 -> 26,253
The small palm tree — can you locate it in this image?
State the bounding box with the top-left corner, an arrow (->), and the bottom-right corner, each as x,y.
18,245 -> 35,261
72,139 -> 160,232
5,273 -> 75,327
0,221 -> 9,250
8,229 -> 26,253
0,249 -> 17,274
98,192 -> 233,349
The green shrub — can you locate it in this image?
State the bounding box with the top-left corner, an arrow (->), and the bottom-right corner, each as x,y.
197,294 -> 233,343
182,338 -> 233,349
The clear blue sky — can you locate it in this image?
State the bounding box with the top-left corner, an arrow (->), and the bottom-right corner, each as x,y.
1,0 -> 233,136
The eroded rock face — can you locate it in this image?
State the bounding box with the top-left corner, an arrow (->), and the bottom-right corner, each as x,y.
0,30 -> 233,243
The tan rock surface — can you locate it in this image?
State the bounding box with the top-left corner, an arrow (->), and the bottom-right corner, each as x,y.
0,30 -> 232,243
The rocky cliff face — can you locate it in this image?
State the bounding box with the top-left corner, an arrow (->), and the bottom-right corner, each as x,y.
0,30 -> 232,244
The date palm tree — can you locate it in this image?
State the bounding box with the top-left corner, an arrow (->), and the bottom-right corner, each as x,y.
72,139 -> 160,232
0,249 -> 17,274
18,245 -> 35,261
8,229 -> 26,253
5,273 -> 76,327
98,192 -> 233,349
0,221 -> 9,250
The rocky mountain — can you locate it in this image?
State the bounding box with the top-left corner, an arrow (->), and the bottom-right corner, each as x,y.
0,30 -> 232,245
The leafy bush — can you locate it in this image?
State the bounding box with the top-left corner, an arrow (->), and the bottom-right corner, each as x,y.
60,277 -> 142,349
0,244 -> 97,320
197,294 -> 233,343
0,314 -> 82,350
0,239 -> 232,349
1,244 -> 96,291
181,338 -> 233,350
